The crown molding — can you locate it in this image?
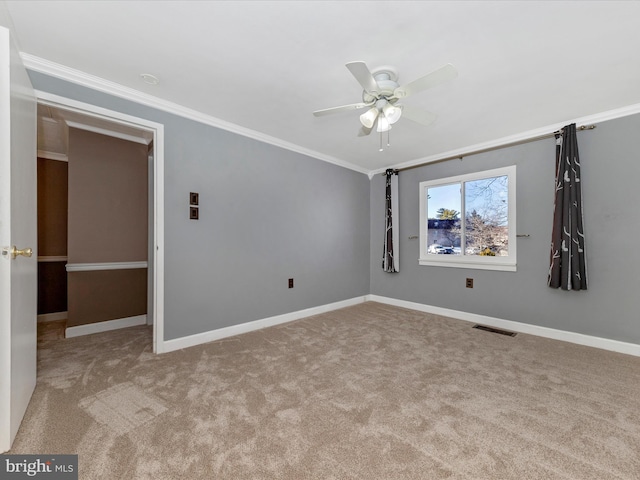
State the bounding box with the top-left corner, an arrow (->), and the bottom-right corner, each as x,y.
370,102 -> 640,176
25,54 -> 639,179
21,53 -> 369,175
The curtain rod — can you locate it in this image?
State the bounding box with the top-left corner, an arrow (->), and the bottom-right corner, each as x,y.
389,124 -> 596,174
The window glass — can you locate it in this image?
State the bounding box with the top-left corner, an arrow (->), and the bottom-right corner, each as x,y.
464,175 -> 509,257
419,166 -> 516,271
426,183 -> 461,256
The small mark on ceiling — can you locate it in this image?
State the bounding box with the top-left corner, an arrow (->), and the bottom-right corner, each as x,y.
140,73 -> 160,85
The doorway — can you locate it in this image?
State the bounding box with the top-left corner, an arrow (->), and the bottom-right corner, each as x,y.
36,92 -> 165,353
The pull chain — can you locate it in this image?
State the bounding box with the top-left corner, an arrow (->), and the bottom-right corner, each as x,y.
379,128 -> 391,152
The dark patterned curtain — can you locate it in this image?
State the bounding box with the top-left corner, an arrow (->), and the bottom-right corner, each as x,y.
382,169 -> 399,272
548,123 -> 587,290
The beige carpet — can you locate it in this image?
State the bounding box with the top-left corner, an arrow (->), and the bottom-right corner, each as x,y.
11,302 -> 640,479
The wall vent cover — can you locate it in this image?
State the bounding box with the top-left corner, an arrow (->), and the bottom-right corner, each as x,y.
473,324 -> 517,337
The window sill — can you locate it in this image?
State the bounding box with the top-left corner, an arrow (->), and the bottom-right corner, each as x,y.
418,258 -> 516,272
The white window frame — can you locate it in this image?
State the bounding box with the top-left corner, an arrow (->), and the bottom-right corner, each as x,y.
419,165 -> 517,271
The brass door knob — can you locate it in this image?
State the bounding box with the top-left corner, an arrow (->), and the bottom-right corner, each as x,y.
1,246 -> 33,259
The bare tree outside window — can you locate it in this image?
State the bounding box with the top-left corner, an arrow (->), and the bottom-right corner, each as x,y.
460,175 -> 509,256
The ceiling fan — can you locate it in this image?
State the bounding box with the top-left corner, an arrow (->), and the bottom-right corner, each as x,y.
313,61 -> 457,139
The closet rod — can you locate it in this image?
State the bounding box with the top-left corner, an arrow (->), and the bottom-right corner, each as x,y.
390,124 -> 596,174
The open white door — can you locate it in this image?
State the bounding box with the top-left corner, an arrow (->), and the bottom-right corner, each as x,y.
0,22 -> 38,452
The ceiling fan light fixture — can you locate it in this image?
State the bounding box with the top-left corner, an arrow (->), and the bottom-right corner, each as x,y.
376,115 -> 392,133
359,107 -> 378,129
383,103 -> 402,124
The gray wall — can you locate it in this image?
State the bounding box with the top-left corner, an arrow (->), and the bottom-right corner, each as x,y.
28,71 -> 639,346
29,72 -> 371,340
371,113 -> 640,345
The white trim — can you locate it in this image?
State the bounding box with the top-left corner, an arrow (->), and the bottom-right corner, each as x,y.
23,54 -> 640,179
37,311 -> 67,323
370,102 -> 640,175
162,296 -> 367,353
367,295 -> 640,357
65,314 -> 146,338
153,118 -> 165,354
417,259 -> 517,271
66,261 -> 147,272
36,92 -> 163,138
65,120 -> 151,145
37,255 -> 67,262
23,54 -> 368,175
34,91 -> 165,355
37,150 -> 67,161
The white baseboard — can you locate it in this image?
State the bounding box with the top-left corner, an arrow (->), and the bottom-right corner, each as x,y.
367,295 -> 640,357
65,315 -> 147,338
161,296 -> 368,353
158,294 -> 640,357
37,311 -> 67,323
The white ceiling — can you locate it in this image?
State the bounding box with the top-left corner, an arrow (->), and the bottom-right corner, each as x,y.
6,1 -> 640,173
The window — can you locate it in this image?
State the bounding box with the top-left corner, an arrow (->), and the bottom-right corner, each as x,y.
419,166 -> 516,271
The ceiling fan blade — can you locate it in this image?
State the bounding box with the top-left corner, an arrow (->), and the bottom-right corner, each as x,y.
313,102 -> 372,117
394,63 -> 457,99
400,105 -> 437,126
346,61 -> 379,95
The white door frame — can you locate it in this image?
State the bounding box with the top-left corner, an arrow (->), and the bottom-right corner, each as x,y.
36,91 -> 166,353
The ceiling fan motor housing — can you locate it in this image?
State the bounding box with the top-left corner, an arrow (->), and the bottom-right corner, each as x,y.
362,66 -> 400,104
